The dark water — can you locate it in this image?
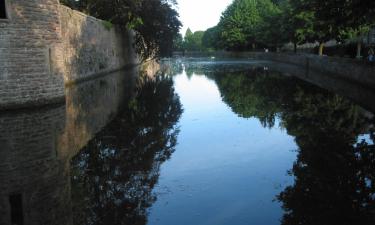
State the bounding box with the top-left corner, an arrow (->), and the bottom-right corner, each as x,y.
1,58 -> 375,225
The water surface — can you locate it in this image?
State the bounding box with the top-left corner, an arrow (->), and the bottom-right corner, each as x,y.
1,58 -> 375,225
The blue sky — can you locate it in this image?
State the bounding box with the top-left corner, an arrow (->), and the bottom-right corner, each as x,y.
176,0 -> 233,35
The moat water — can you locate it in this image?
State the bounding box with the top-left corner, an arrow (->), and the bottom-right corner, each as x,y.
1,58 -> 375,225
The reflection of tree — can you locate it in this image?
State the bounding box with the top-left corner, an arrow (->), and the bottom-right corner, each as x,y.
161,59 -> 183,76
277,96 -> 375,225
183,61 -> 261,79
214,68 -> 294,128
71,75 -> 183,225
278,135 -> 375,225
211,68 -> 375,225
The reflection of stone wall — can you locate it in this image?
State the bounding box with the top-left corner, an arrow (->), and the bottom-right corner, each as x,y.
0,1 -> 138,109
267,62 -> 375,112
0,60 -> 138,225
58,68 -> 137,159
0,106 -> 72,225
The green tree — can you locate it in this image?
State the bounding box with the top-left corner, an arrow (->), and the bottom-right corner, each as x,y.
278,0 -> 314,53
290,0 -> 375,56
218,0 -> 279,50
310,0 -> 375,58
202,26 -> 221,50
340,26 -> 371,58
135,0 -> 181,58
172,33 -> 184,52
257,6 -> 285,49
183,28 -> 193,50
289,0 -> 337,55
303,0 -> 375,32
184,29 -> 206,51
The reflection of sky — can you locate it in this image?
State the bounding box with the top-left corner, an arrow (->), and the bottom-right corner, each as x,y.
148,72 -> 298,225
175,71 -> 221,116
357,134 -> 374,145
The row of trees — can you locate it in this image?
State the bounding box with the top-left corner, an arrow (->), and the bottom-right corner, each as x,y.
61,0 -> 182,59
176,0 -> 375,55
173,28 -> 206,52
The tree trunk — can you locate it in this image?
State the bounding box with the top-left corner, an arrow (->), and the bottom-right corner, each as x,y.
318,43 -> 324,56
356,42 -> 362,59
294,42 -> 297,53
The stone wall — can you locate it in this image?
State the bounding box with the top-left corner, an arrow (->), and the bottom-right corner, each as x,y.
59,5 -> 137,83
0,1 -> 138,110
0,0 -> 66,110
244,52 -> 375,88
264,62 -> 375,113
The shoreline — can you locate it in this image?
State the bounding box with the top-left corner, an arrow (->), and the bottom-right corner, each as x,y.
174,51 -> 375,89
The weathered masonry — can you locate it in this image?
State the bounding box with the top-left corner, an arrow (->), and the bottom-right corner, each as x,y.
0,0 -> 137,110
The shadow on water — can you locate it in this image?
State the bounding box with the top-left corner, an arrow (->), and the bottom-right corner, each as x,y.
165,58 -> 375,225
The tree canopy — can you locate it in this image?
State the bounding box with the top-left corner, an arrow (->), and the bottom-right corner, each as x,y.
184,30 -> 205,51
180,0 -> 375,55
217,0 -> 280,50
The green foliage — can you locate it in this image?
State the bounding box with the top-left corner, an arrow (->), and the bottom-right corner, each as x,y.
277,0 -> 314,50
101,20 -> 113,30
184,30 -> 205,51
291,0 -> 340,44
171,28 -> 215,52
298,0 -> 375,34
257,6 -> 284,47
185,28 -> 193,38
286,0 -> 375,54
61,0 -> 182,59
201,0 -> 374,54
202,26 -> 221,50
217,0 -> 279,50
173,33 -> 184,51
134,0 -> 182,59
